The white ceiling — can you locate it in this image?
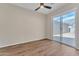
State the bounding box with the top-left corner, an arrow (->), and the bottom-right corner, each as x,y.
12,3 -> 67,14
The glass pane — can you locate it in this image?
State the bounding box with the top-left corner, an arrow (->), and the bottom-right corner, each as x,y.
62,11 -> 76,47
53,16 -> 61,42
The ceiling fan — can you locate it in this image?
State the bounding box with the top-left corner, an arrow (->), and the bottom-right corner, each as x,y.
35,3 -> 52,11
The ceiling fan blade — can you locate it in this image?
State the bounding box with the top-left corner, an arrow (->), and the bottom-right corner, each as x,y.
40,3 -> 44,6
35,7 -> 40,11
44,6 -> 52,9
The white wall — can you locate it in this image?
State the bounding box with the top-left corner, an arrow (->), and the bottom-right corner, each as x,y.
46,3 -> 79,49
75,7 -> 79,49
0,4 -> 46,48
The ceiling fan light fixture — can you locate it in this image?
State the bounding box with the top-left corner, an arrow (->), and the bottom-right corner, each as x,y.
40,6 -> 44,8
35,3 -> 52,11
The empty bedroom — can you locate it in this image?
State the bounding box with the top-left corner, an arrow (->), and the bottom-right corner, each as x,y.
0,3 -> 79,56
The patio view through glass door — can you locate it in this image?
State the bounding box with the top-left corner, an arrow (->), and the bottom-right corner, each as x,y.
53,11 -> 76,47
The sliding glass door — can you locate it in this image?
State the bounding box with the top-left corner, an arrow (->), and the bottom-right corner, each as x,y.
53,16 -> 61,42
53,11 -> 76,47
62,11 -> 76,47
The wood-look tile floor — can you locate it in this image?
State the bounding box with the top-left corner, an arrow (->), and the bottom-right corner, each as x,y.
0,39 -> 79,56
